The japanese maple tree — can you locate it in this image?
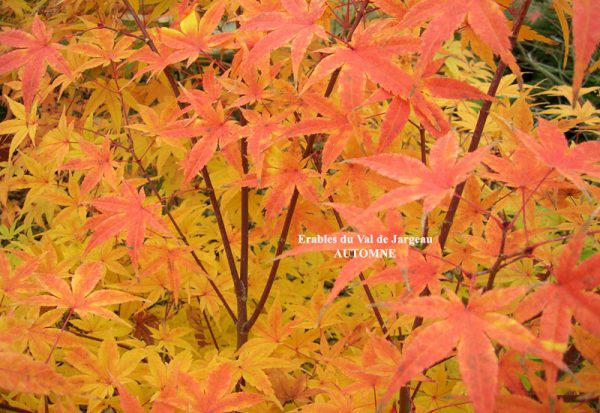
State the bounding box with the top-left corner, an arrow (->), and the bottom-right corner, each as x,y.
0,0 -> 599,412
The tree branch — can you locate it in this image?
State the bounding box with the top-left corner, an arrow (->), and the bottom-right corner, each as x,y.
438,0 -> 533,250
121,0 -> 240,321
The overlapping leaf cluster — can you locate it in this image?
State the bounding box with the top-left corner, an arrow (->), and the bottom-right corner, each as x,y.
0,0 -> 599,412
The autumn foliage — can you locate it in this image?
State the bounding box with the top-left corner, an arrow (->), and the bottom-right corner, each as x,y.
1,0 -> 600,412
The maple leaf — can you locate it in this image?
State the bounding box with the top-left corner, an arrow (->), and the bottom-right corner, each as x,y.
160,0 -> 229,66
132,41 -> 178,80
572,0 -> 600,101
302,20 -> 420,97
253,297 -> 301,344
0,15 -> 73,110
240,108 -> 287,179
180,364 -> 263,412
399,0 -> 521,80
367,64 -> 490,144
349,131 -> 488,215
84,181 -> 170,265
241,0 -> 328,80
481,147 -> 553,191
267,369 -> 323,405
0,97 -> 38,160
0,250 -> 38,297
117,383 -> 145,413
139,244 -> 200,301
515,233 -> 600,391
515,119 -> 600,190
64,338 -> 145,398
383,288 -> 566,413
178,91 -> 242,182
367,241 -> 445,296
61,137 -> 119,195
243,146 -> 320,219
72,28 -> 135,71
334,335 -> 403,391
284,93 -> 366,172
221,65 -> 276,107
25,262 -> 139,323
0,308 -> 82,361
129,105 -> 202,139
0,350 -> 72,394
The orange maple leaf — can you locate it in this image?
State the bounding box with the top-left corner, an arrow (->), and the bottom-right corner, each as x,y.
0,250 -> 38,297
302,21 -> 420,97
25,262 -> 139,323
61,137 -> 119,195
284,93 -> 365,172
241,0 -> 328,80
383,288 -> 566,413
349,131 -> 487,215
160,0 -> 230,66
516,233 -> 600,393
515,119 -> 600,190
0,350 -> 72,395
399,0 -> 521,80
180,364 -> 263,412
572,0 -> 600,101
179,91 -> 241,182
0,15 -> 72,110
84,182 -> 170,265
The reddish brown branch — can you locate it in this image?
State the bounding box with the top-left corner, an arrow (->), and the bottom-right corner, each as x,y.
121,0 -> 240,321
0,403 -> 35,413
438,0 -> 533,250
237,136 -> 250,349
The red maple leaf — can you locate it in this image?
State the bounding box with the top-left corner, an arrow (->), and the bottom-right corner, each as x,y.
84,181 -> 170,265
0,15 -> 73,110
399,0 -> 521,79
383,288 -> 566,413
349,131 -> 487,215
61,137 -> 119,195
515,119 -> 600,191
241,0 -> 328,80
516,232 -> 600,393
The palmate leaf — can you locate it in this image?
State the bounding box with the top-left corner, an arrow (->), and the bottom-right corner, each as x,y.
515,232 -> 600,392
61,136 -> 119,195
399,0 -> 521,80
0,15 -> 72,110
241,0 -> 328,80
349,131 -> 488,215
24,262 -> 139,324
0,350 -> 73,395
154,363 -> 263,412
84,181 -> 170,265
515,119 -> 600,191
382,288 -> 567,413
